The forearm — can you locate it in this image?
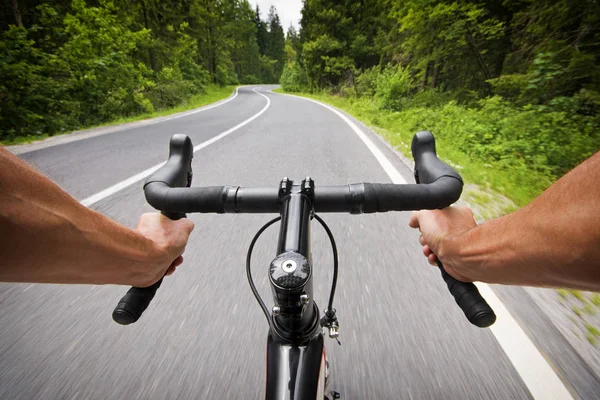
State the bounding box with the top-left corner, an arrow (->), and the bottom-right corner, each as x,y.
447,152 -> 600,290
0,147 -> 162,285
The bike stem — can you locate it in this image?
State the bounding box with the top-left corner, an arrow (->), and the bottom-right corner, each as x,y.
269,177 -> 321,343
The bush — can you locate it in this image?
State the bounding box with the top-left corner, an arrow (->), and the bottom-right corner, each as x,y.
404,89 -> 453,108
353,65 -> 411,110
355,66 -> 379,97
395,96 -> 599,182
146,67 -> 196,109
0,26 -> 74,140
280,61 -> 308,92
374,65 -> 411,110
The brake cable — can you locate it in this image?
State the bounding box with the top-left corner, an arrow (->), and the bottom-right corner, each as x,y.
246,214 -> 340,328
246,216 -> 281,323
314,214 -> 338,316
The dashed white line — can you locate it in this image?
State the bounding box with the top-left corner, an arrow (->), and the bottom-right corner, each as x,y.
81,88 -> 271,207
275,91 -> 573,400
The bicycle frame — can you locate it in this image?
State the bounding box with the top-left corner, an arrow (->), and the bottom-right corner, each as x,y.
111,131 -> 497,400
265,177 -> 327,400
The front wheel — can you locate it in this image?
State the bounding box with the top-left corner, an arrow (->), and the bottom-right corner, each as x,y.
323,356 -> 341,399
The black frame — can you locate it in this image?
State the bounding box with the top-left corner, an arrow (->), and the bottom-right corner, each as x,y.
265,177 -> 325,400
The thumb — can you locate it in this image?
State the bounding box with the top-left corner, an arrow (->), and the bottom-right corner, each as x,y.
408,211 -> 423,229
176,218 -> 195,236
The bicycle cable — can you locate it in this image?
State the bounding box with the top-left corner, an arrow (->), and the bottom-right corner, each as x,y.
314,214 -> 339,316
246,216 -> 281,324
246,214 -> 339,325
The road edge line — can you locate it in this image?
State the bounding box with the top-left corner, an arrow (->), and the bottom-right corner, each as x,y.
81,88 -> 270,207
8,86 -> 242,155
273,90 -> 574,400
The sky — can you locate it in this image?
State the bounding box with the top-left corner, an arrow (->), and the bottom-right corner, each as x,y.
248,0 -> 303,31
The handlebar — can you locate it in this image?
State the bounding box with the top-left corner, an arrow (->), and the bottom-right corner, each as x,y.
141,131 -> 463,214
112,131 -> 496,328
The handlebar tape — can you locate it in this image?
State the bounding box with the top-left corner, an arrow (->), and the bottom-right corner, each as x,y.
438,261 -> 496,327
411,132 -> 495,327
360,131 -> 463,212
112,211 -> 185,325
362,178 -> 461,212
112,279 -> 164,325
113,134 -> 193,325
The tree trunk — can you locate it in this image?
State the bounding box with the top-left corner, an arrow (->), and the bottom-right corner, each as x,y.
11,0 -> 23,27
140,1 -> 157,71
422,62 -> 431,89
466,31 -> 491,81
431,62 -> 441,89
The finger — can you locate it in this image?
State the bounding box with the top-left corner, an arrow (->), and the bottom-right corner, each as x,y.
419,235 -> 426,246
171,255 -> 184,267
427,253 -> 438,266
408,211 -> 421,229
178,218 -> 195,235
166,265 -> 177,276
423,245 -> 433,257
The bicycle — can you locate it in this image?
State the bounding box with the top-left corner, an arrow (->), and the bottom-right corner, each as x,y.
111,131 -> 496,400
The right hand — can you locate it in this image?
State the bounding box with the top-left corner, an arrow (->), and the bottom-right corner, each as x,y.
408,206 -> 477,281
131,213 -> 195,287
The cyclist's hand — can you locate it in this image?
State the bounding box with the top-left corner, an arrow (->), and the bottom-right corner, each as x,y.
408,207 -> 476,281
132,213 -> 195,287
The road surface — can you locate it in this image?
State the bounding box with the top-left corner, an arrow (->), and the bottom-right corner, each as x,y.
1,86 -> 597,399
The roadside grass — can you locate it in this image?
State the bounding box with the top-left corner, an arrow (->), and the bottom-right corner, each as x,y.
274,88 -> 527,210
554,289 -> 600,344
2,85 -> 236,146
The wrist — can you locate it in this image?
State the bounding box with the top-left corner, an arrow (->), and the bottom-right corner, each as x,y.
438,227 -> 487,282
123,235 -> 169,287
83,212 -> 168,286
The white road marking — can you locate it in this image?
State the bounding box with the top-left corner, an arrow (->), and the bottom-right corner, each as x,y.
81,88 -> 270,207
150,86 -> 242,123
271,93 -> 407,184
8,87 -> 243,156
275,91 -> 573,400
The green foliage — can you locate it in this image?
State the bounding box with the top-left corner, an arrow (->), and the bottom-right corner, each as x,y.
391,1 -> 505,91
259,54 -> 278,84
146,67 -> 195,109
288,0 -> 600,204
0,1 -> 155,139
372,65 -> 411,110
266,6 -> 286,80
58,0 -> 153,124
302,35 -> 352,88
354,67 -> 379,97
280,61 -> 308,92
586,323 -> 600,345
0,0 -> 286,141
391,96 -> 599,184
287,89 -> 599,206
0,26 -> 72,139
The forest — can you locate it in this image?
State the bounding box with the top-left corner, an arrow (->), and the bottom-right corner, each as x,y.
2,0 -> 599,204
282,0 -> 600,204
0,0 -> 285,141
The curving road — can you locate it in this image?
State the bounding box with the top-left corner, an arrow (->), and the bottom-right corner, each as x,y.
0,86 -> 596,399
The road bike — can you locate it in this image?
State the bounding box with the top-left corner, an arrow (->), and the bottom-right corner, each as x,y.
111,131 -> 496,399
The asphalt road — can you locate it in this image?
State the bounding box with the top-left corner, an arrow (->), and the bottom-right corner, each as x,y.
0,86 -> 594,399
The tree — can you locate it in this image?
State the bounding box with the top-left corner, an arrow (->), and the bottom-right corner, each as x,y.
286,25 -> 301,61
266,6 -> 286,81
10,0 -> 23,27
0,0 -> 271,140
255,5 -> 268,55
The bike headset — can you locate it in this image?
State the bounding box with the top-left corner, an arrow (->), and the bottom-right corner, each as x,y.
111,131 -> 496,335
